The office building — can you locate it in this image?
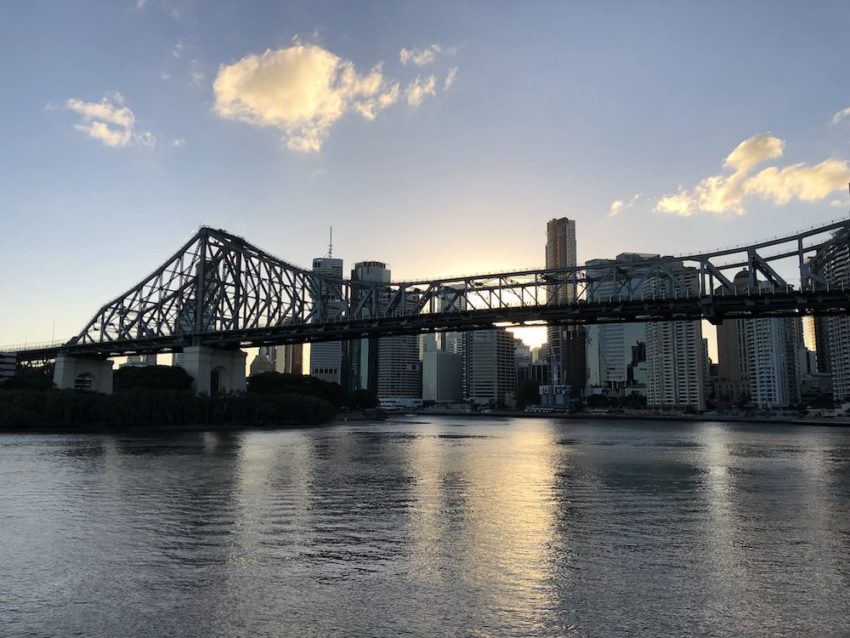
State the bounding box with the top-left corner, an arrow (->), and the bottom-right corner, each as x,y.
349,261 -> 421,401
349,261 -> 391,392
463,328 -> 515,407
585,253 -> 656,400
249,351 -> 275,376
421,334 -> 463,402
119,354 -> 157,368
309,256 -> 346,385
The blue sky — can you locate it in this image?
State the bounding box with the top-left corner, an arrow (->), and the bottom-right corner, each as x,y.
1,0 -> 849,347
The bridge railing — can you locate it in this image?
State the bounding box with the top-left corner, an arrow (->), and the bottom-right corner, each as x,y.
0,339 -> 67,354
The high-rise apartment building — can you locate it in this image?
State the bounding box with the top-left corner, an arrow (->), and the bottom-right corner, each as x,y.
545,217 -> 585,397
643,262 -> 705,410
463,328 -> 516,407
309,256 -> 345,385
743,313 -> 798,408
715,271 -> 802,408
811,226 -> 850,404
377,334 -> 422,399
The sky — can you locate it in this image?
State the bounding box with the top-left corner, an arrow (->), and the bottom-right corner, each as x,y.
1,0 -> 849,351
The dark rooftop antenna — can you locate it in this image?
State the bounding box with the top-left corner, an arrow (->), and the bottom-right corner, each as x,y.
327,226 -> 333,258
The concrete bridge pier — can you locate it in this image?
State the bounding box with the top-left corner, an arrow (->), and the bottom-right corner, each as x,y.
54,356 -> 114,394
182,346 -> 247,395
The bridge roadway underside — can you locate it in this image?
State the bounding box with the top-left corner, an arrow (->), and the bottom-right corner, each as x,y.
17,288 -> 850,363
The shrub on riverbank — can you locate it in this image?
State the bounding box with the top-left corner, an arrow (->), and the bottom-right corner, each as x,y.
113,365 -> 194,392
0,388 -> 336,429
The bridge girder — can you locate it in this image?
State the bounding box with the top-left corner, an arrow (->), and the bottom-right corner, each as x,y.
5,218 -> 850,362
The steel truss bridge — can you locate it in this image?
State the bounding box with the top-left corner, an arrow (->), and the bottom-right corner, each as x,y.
7,218 -> 850,364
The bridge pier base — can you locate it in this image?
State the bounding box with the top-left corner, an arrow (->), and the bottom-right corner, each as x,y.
182,346 -> 246,395
54,356 -> 114,394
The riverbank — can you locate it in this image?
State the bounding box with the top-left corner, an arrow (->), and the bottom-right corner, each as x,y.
0,387 -> 338,431
412,409 -> 850,427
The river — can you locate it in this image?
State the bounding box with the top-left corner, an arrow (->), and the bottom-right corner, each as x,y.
1,417 -> 849,637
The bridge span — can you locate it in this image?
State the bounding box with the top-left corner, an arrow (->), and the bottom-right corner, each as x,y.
4,218 -> 850,393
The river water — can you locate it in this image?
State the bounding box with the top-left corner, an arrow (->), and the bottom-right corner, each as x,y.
1,417 -> 849,637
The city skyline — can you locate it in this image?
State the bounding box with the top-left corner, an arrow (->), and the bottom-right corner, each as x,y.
3,1 -> 850,347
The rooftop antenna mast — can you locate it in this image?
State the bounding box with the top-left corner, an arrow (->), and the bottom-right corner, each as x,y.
327,226 -> 333,258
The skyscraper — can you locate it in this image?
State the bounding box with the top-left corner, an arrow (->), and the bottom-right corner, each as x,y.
309,256 -> 345,385
349,261 -> 391,392
545,217 -> 585,398
349,261 -> 421,402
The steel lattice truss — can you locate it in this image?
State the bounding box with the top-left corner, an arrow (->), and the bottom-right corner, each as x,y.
23,217 -> 850,359
71,228 -> 318,352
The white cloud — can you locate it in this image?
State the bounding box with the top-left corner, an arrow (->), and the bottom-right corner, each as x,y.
213,44 -> 401,152
829,198 -> 848,208
654,133 -> 850,216
136,0 -> 147,8
64,92 -> 155,148
172,138 -> 186,147
400,44 -> 441,67
747,159 -> 850,205
831,106 -> 850,125
170,42 -> 184,59
160,71 -> 172,81
444,67 -> 458,90
406,75 -> 436,108
609,193 -> 641,216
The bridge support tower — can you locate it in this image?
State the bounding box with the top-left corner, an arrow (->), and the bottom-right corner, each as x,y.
54,356 -> 114,394
182,346 -> 247,395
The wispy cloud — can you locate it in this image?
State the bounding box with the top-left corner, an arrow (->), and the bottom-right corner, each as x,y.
400,44 -> 441,67
609,193 -> 641,216
213,44 -> 401,152
406,75 -> 436,108
188,59 -> 204,88
444,67 -> 458,90
64,92 -> 155,148
831,106 -> 850,125
655,133 -> 850,216
172,138 -> 185,147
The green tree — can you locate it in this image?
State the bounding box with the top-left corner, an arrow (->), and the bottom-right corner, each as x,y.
516,379 -> 541,409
